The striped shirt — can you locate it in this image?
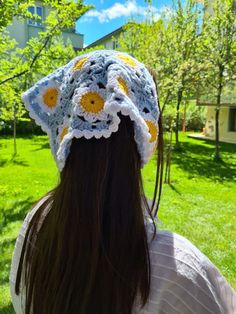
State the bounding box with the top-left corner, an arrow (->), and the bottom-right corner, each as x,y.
10,198 -> 236,313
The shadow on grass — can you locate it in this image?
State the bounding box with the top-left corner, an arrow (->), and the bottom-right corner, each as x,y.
0,159 -> 8,167
172,140 -> 236,182
0,303 -> 15,314
29,136 -> 50,151
32,141 -> 50,151
0,198 -> 34,234
186,137 -> 235,154
0,238 -> 16,285
169,184 -> 182,195
0,158 -> 29,168
11,158 -> 29,167
0,198 -> 35,288
190,136 -> 236,153
0,142 -> 7,149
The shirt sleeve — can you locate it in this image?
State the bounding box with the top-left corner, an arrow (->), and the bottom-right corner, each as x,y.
202,256 -> 236,313
9,196 -> 49,314
146,230 -> 236,314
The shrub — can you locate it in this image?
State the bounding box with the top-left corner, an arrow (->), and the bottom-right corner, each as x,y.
162,102 -> 206,132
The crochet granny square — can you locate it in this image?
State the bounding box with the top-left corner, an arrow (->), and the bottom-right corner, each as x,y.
22,50 -> 160,171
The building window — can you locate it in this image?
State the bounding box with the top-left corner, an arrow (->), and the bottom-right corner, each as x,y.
229,108 -> 236,132
113,39 -> 119,50
28,6 -> 43,27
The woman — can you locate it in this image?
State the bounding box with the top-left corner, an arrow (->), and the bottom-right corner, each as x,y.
10,50 -> 235,314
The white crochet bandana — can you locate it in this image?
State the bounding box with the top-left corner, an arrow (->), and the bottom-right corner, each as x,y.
22,50 -> 160,171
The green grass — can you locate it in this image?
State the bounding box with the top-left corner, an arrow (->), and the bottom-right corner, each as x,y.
0,133 -> 236,313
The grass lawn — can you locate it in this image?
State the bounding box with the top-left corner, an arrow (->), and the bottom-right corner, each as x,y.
0,133 -> 235,313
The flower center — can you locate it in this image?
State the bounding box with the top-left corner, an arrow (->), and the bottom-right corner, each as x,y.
80,92 -> 104,113
43,88 -> 59,108
60,126 -> 69,142
145,120 -> 158,143
73,57 -> 87,71
117,77 -> 129,95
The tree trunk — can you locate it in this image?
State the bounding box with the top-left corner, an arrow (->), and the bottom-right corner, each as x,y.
175,89 -> 183,146
161,91 -> 170,113
182,101 -> 187,132
214,67 -> 223,162
13,103 -> 17,156
214,107 -> 220,161
167,129 -> 173,184
164,128 -> 173,184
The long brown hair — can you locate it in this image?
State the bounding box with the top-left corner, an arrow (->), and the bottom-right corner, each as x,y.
15,73 -> 163,314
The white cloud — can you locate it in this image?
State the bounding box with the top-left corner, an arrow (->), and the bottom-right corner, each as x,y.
159,6 -> 173,19
83,0 -> 163,24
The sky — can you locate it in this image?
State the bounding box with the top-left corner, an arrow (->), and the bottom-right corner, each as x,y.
76,0 -> 173,47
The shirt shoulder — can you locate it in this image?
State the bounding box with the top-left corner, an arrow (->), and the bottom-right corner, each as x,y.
9,195 -> 51,314
144,226 -> 236,314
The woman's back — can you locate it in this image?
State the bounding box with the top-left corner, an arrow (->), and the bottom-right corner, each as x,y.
10,50 -> 236,313
10,196 -> 236,313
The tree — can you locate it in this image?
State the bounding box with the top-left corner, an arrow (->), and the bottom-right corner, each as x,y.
0,1 -> 92,86
0,37 -> 77,154
159,0 -> 204,146
119,0 -> 204,147
198,0 -> 236,161
119,20 -> 175,113
0,0 -> 33,31
0,0 -> 92,154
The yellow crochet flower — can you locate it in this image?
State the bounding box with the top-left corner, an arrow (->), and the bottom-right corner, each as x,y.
73,57 -> 87,71
43,87 -> 59,108
80,92 -> 104,113
117,54 -> 137,67
145,120 -> 158,143
117,77 -> 129,95
60,126 -> 69,142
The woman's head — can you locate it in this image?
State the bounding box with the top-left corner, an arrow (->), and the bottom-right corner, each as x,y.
22,50 -> 160,171
16,50 -> 163,314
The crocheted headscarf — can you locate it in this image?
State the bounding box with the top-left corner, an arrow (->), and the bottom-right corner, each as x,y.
22,50 -> 160,171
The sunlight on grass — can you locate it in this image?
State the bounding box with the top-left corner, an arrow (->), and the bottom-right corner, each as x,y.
143,134 -> 236,289
0,133 -> 235,313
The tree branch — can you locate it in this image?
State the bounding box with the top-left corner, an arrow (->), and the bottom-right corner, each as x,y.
0,69 -> 29,85
0,23 -> 59,86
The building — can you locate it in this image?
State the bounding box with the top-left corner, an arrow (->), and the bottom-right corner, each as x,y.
189,95 -> 236,144
188,0 -> 236,144
86,26 -> 123,50
203,104 -> 236,144
7,1 -> 84,50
